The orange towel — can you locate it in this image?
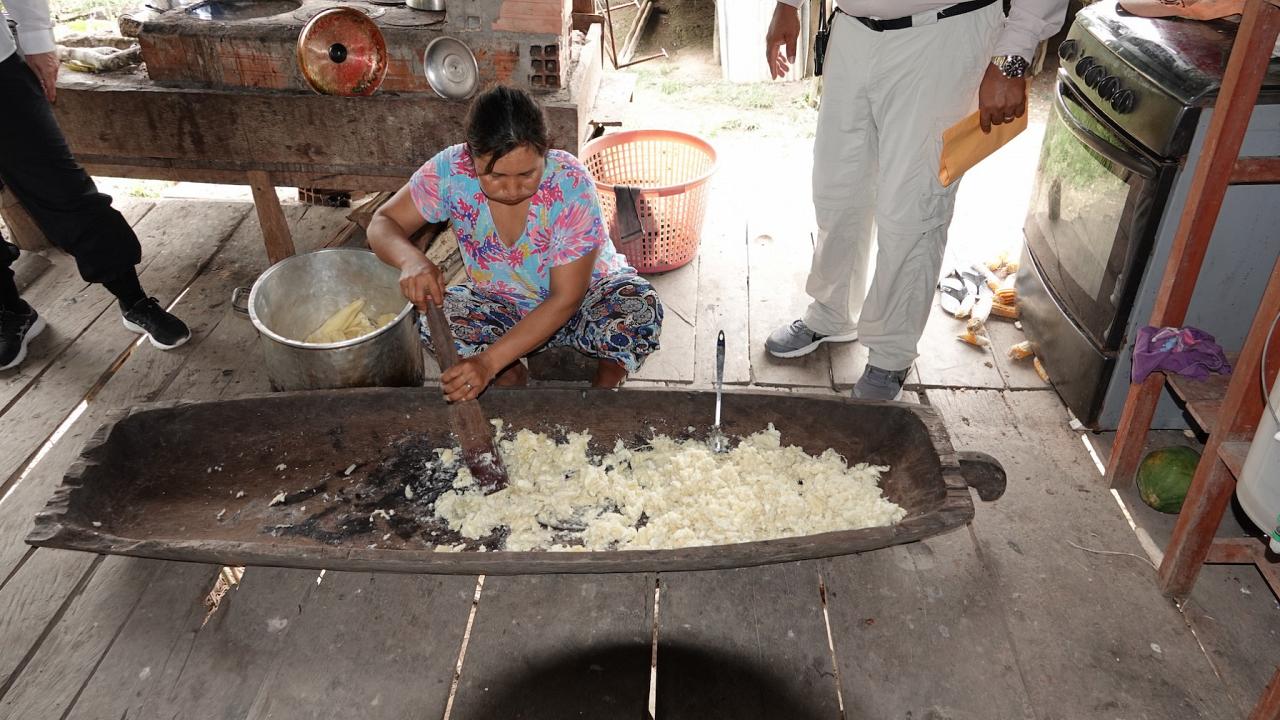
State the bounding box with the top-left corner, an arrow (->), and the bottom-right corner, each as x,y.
938,108 -> 1028,187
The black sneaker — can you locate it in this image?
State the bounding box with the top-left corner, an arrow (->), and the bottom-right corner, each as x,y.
1,302 -> 46,371
122,297 -> 190,350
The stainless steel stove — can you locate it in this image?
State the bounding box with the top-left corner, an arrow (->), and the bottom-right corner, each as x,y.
1018,1 -> 1280,430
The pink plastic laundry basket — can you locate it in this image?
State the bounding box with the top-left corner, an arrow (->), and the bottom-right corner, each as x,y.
579,129 -> 717,274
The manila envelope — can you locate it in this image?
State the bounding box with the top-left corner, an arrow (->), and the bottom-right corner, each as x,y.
938,109 -> 1028,187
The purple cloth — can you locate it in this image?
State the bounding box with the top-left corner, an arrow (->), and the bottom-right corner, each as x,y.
1131,326 -> 1232,383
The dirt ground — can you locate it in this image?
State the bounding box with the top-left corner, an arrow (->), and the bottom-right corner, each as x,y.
608,0 -> 1060,270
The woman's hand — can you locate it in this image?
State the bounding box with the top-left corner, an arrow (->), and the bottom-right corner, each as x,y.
441,354 -> 496,402
399,258 -> 445,310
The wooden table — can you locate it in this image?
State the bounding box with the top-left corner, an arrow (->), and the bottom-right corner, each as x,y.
20,25 -> 606,265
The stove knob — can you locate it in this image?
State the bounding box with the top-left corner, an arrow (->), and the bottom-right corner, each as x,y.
1083,64 -> 1106,89
1111,89 -> 1137,114
1058,39 -> 1081,62
1098,75 -> 1121,100
1075,56 -> 1096,76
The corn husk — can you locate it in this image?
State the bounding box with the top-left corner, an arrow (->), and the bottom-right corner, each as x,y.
957,329 -> 991,348
991,301 -> 1020,319
1008,341 -> 1035,361
1033,356 -> 1050,382
305,299 -> 398,343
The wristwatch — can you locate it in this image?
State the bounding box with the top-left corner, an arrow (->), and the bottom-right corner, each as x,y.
991,55 -> 1029,79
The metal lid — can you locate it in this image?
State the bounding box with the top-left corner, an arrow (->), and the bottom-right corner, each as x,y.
296,7 -> 389,96
423,35 -> 479,100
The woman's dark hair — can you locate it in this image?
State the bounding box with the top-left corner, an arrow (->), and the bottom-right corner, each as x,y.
466,86 -> 549,173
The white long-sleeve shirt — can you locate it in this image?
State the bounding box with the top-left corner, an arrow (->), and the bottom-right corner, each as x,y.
1,0 -> 57,63
779,0 -> 1068,62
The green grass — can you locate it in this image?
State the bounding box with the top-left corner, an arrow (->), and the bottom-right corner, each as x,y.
51,0 -> 138,22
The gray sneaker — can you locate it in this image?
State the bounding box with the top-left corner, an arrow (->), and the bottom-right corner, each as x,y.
852,364 -> 910,401
765,319 -> 857,359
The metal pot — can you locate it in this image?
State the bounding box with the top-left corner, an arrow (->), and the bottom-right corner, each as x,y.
405,0 -> 445,11
232,248 -> 423,392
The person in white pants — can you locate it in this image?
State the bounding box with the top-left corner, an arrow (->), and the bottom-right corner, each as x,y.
763,0 -> 1067,400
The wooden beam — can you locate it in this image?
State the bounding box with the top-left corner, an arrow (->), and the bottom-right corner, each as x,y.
0,186 -> 51,251
1249,667 -> 1280,720
1232,157 -> 1280,184
53,72 -> 586,173
81,163 -> 411,192
1158,454 -> 1237,598
247,171 -> 296,265
1106,373 -> 1165,487
569,23 -> 604,146
1205,537 -> 1263,564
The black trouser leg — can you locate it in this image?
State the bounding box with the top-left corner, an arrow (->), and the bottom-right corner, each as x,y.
0,54 -> 142,286
0,240 -> 21,311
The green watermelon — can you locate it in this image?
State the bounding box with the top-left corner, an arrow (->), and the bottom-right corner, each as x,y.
1137,446 -> 1201,514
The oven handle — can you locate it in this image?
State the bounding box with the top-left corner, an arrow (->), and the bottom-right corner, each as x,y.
1054,80 -> 1158,180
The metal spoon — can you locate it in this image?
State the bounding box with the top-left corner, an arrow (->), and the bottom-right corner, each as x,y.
710,330 -> 728,453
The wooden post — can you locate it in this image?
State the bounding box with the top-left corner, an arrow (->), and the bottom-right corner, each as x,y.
1104,0 -> 1280,488
246,170 -> 296,265
1250,667 -> 1280,720
1158,454 -> 1237,597
1106,373 -> 1165,488
0,186 -> 52,251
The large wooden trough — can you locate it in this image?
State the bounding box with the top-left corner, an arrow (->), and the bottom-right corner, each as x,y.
26,387 -> 1005,574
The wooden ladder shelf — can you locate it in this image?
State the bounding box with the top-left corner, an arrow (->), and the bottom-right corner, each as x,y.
1099,1 -> 1280,716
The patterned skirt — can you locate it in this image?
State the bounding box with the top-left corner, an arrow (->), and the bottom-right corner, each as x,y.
419,272 -> 663,374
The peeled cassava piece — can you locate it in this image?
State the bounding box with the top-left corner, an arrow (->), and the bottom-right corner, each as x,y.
305,298 -> 399,343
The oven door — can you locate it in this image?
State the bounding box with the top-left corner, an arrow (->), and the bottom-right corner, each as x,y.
1023,77 -> 1176,351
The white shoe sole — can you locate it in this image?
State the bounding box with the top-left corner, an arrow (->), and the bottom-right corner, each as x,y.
122,317 -> 191,350
767,331 -> 859,359
1,316 -> 46,371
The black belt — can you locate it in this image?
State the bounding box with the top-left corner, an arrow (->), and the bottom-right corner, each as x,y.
840,0 -> 1000,32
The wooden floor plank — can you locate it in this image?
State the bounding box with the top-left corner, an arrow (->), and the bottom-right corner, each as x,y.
0,205 -> 309,713
655,563 -> 842,719
926,389 -> 1238,719
828,336 -> 870,391
0,202 -> 255,692
1180,565 -> 1280,719
632,257 -> 699,384
985,318 -> 1046,390
0,201 -> 255,582
448,573 -> 653,718
0,255 -> 108,415
10,251 -> 54,293
243,572 -> 476,720
8,206 -> 341,719
0,557 -> 162,718
822,533 -> 1037,720
124,567 -> 320,720
693,182 -> 751,387
747,228 -> 831,389
0,201 -> 250,505
913,299 -> 1004,388
0,551 -> 97,695
55,561 -> 218,720
0,201 -> 157,416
